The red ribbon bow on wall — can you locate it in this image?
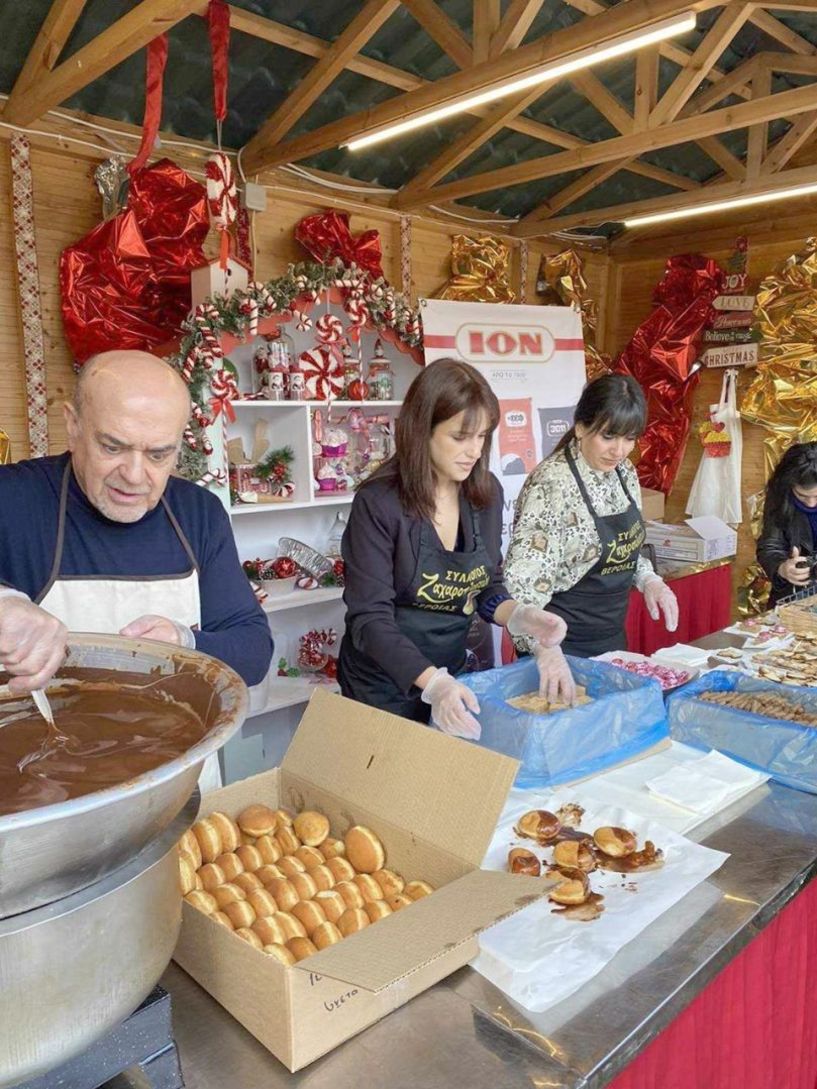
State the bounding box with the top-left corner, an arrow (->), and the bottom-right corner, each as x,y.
295,210 -> 384,279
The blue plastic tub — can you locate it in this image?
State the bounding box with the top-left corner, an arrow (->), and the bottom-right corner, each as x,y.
667,670 -> 817,795
458,656 -> 668,789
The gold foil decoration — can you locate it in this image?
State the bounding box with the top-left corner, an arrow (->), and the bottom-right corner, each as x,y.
536,248 -> 611,379
741,237 -> 817,478
436,235 -> 515,303
0,429 -> 10,464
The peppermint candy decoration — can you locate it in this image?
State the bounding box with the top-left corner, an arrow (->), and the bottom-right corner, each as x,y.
298,347 -> 344,401
293,309 -> 312,332
195,469 -> 228,489
345,298 -> 370,341
205,152 -> 237,232
315,313 -> 344,344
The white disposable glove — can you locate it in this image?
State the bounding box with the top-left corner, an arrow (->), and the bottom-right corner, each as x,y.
505,603 -> 566,648
119,615 -> 196,648
420,667 -> 481,739
643,576 -> 679,632
533,644 -> 577,705
0,594 -> 68,693
778,547 -> 812,587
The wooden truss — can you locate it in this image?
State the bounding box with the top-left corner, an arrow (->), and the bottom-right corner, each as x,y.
3,0 -> 816,236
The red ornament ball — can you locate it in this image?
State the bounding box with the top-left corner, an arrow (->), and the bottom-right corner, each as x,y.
347,378 -> 370,401
271,556 -> 297,579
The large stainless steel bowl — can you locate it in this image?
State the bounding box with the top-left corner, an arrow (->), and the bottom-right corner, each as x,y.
0,633 -> 248,918
0,791 -> 197,1089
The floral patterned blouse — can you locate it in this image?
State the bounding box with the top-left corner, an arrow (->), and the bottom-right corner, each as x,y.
505,440 -> 655,651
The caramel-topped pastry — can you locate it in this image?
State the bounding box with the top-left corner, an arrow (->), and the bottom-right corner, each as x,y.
507,848 -> 541,876
552,839 -> 596,872
547,867 -> 590,906
514,810 -> 561,844
593,826 -> 637,858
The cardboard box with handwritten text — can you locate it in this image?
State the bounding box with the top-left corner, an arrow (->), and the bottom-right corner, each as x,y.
173,690 -> 547,1071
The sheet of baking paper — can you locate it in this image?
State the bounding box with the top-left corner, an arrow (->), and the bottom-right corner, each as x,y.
473,795 -> 728,1013
506,740 -> 769,835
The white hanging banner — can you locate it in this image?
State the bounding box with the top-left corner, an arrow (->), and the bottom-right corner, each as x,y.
421,299 -> 587,547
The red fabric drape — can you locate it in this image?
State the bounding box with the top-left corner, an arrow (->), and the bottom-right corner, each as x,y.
625,564 -> 732,655
207,0 -> 230,122
609,878 -> 817,1089
128,35 -> 168,176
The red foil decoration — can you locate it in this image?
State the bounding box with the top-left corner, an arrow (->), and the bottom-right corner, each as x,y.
60,159 -> 208,362
295,210 -> 384,279
128,35 -> 168,176
615,254 -> 722,495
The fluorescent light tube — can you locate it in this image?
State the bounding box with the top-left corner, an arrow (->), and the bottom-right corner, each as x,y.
343,12 -> 696,151
623,180 -> 817,227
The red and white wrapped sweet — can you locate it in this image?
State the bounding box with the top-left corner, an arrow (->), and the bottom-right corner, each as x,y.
609,658 -> 691,692
205,151 -> 236,268
299,346 -> 344,401
315,313 -> 344,345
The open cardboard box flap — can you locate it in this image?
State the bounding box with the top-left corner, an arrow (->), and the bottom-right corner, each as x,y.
283,690 -> 520,869
298,868 -> 549,992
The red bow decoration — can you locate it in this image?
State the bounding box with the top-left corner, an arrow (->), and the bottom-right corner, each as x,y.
295,210 -> 384,279
60,159 -> 208,362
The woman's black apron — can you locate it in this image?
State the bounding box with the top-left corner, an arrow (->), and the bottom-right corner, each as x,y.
339,502 -> 491,721
546,448 -> 646,658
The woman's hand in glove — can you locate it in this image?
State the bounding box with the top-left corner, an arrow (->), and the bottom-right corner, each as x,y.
533,645 -> 576,706
420,667 -> 481,739
505,603 -> 566,648
642,576 -> 679,632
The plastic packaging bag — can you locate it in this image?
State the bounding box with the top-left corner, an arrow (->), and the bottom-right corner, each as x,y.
458,656 -> 668,788
667,670 -> 817,794
686,367 -> 743,524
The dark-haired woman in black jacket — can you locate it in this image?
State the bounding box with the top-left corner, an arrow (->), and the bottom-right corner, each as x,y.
757,442 -> 817,606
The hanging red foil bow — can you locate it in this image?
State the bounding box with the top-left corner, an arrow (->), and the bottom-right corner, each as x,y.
128,35 -> 168,176
295,210 -> 384,279
60,159 -> 209,362
615,254 -> 722,495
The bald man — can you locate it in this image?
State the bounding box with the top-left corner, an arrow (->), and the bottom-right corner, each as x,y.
0,350 -> 273,699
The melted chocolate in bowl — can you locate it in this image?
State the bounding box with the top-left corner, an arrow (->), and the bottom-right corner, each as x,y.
0,675 -> 209,816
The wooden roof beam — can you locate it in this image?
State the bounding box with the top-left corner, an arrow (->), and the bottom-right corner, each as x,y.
512,161 -> 817,234
750,8 -> 817,52
3,0 -> 202,127
683,53 -> 760,114
698,134 -> 747,178
747,65 -> 772,176
473,0 -> 501,64
520,159 -> 635,222
402,81 -> 817,207
649,2 -> 755,128
634,46 -> 659,128
762,110 -> 817,171
489,0 -> 545,58
242,0 -> 725,175
242,0 -> 398,153
401,0 -> 473,67
571,71 -> 635,133
4,0 -> 88,118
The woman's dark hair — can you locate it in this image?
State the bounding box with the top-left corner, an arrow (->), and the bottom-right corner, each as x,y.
364,358 -> 500,519
554,373 -> 648,455
762,442 -> 817,538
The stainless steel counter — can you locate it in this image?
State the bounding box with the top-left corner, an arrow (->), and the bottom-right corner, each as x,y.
148,778 -> 816,1089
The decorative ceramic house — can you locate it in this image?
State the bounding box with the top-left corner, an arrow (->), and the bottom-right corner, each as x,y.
190,255 -> 250,308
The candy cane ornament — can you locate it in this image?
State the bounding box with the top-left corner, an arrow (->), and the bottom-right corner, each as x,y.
205,151 -> 237,269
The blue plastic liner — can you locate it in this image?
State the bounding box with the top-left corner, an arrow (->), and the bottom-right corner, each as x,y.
667,670 -> 817,795
458,656 -> 668,789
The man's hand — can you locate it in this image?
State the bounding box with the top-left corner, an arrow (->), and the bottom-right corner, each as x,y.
119,615 -> 195,647
0,597 -> 67,693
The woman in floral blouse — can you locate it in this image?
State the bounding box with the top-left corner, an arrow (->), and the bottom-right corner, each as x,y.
505,374 -> 678,685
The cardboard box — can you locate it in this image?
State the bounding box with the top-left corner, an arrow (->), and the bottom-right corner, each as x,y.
645,515 -> 737,563
641,487 -> 665,522
173,690 -> 550,1071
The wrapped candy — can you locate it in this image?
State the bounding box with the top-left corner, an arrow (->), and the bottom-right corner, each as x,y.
536,249 -> 611,379
436,235 -> 515,303
616,254 -> 722,495
60,159 -> 208,362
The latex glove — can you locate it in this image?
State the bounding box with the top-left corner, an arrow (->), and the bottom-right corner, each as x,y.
119,615 -> 196,648
642,576 -> 679,632
420,667 -> 481,739
0,594 -> 68,693
533,644 -> 576,706
505,603 -> 566,648
778,547 -> 812,587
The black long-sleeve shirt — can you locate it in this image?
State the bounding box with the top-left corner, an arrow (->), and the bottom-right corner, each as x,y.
341,474 -> 509,692
757,507 -> 817,607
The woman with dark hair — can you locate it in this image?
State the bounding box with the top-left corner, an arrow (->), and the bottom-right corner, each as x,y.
757,442 -> 817,606
505,374 -> 678,667
339,359 -> 568,737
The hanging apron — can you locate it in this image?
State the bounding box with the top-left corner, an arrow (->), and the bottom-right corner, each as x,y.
546,448 -> 646,658
37,461 -> 221,791
339,502 -> 492,722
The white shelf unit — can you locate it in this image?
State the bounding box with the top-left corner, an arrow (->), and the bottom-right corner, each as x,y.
206,298 -> 422,737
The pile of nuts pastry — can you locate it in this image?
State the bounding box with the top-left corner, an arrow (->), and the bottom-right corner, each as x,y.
752,633 -> 817,687
178,804 -> 434,964
700,689 -> 817,727
507,803 -> 663,922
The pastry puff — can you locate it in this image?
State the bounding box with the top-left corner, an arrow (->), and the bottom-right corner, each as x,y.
192,818 -> 221,864
364,900 -> 393,924
179,830 -> 202,870
337,908 -> 370,937
344,826 -> 386,874
312,921 -> 343,950
255,835 -> 282,865
334,881 -> 365,910
234,872 -> 264,894
354,874 -> 383,904
290,872 -> 318,902
314,889 -> 346,924
235,845 -> 264,872
272,911 -> 307,941
293,811 -> 330,848
223,899 -> 256,929
266,878 -> 299,913
247,888 -> 279,918
254,915 -> 289,946
388,894 -> 413,912
404,880 -> 434,900
215,852 -> 245,882
319,837 -> 346,861
294,846 -> 326,871
209,812 -> 241,853
235,927 -> 264,950
184,890 -> 218,914
277,855 -> 306,878
326,857 -> 356,883
237,804 -> 278,838
198,863 -> 226,892
211,910 -> 234,931
275,827 -> 301,856
263,943 -> 296,966
287,936 -> 318,962
373,869 -> 404,898
178,854 -> 197,896
310,865 -> 335,892
213,883 -> 247,909
256,864 -> 285,886
291,899 -> 326,937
